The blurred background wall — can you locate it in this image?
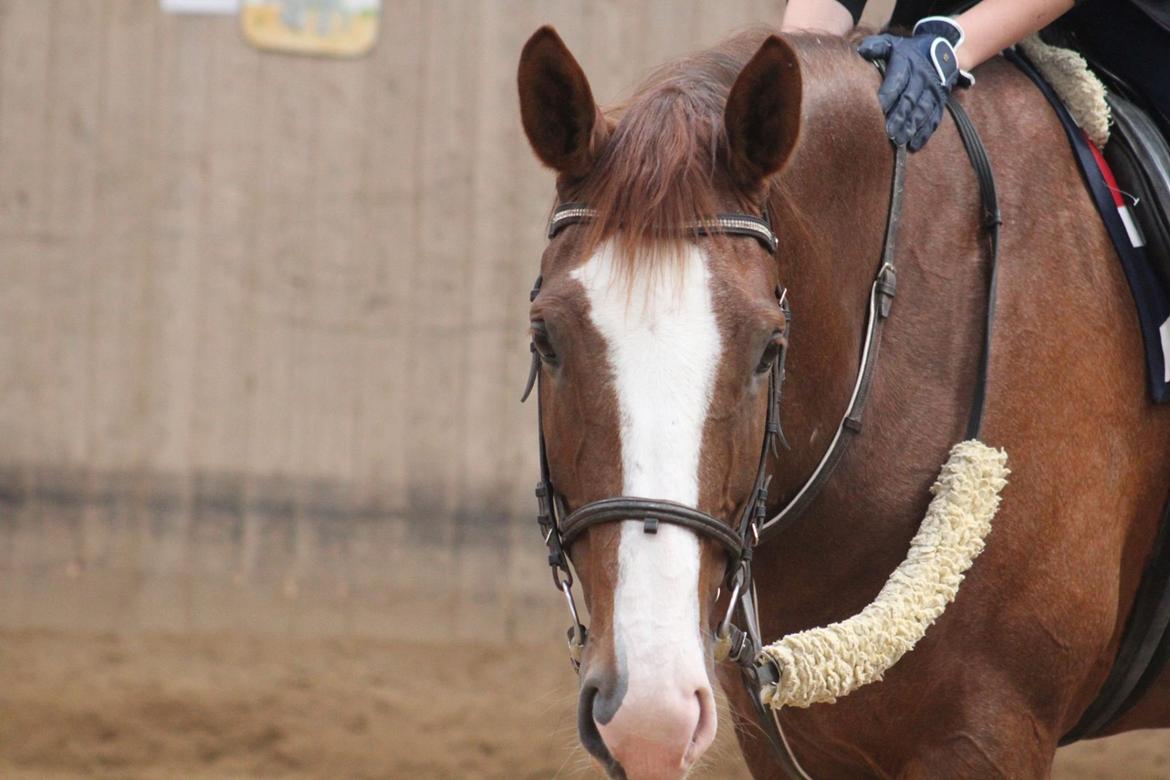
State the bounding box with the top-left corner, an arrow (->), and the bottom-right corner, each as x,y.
1,0 -> 899,644
1,5 -> 1162,779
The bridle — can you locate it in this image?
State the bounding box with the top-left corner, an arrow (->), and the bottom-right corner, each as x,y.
521,90 -> 1000,780
521,199 -> 816,776
521,156 -> 906,678
521,203 -> 790,671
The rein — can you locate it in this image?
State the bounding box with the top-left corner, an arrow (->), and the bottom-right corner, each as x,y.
521,92 -> 1001,779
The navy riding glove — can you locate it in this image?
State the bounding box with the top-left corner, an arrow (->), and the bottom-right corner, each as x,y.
858,17 -> 973,151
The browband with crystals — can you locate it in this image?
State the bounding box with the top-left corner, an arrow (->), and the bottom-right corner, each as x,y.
547,202 -> 779,254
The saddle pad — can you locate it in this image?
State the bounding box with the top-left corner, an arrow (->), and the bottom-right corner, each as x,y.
1008,48 -> 1170,403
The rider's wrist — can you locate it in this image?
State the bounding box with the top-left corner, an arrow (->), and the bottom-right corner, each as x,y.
913,15 -> 964,47
914,16 -> 975,88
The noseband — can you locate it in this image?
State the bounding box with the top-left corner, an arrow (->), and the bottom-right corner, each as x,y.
522,203 -> 790,670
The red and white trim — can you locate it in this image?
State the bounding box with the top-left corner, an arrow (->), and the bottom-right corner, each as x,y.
1087,135 -> 1146,249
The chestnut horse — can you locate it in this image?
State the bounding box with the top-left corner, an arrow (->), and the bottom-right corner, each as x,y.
517,25 -> 1170,779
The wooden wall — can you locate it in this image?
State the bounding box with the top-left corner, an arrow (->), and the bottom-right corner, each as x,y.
0,0 -> 887,640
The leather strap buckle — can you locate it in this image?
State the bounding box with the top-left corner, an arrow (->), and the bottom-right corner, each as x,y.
876,262 -> 897,318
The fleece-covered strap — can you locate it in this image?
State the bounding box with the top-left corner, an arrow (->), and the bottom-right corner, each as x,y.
757,440 -> 1009,709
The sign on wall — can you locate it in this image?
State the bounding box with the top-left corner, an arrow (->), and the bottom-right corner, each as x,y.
242,0 -> 381,58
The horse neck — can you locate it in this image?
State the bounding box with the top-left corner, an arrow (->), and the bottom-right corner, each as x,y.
759,77 -> 993,636
761,70 -> 898,513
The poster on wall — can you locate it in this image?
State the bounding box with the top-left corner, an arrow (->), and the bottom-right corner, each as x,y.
241,0 -> 380,58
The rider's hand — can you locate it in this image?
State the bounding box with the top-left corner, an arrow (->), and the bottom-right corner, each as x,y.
858,17 -> 974,151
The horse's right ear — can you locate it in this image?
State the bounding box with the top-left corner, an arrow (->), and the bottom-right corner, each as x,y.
517,26 -> 605,179
724,35 -> 802,190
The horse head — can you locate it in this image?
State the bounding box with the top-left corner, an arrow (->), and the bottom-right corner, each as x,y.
517,27 -> 809,779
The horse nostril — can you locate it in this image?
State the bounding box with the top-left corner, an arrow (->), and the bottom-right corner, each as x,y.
592,678 -> 626,726
578,683 -> 624,776
686,687 -> 718,765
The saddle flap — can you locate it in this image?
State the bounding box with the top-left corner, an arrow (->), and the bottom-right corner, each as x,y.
1105,92 -> 1170,289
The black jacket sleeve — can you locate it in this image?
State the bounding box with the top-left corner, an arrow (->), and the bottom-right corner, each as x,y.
836,0 -> 868,24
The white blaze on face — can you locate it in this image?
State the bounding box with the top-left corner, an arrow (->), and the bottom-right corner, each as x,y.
572,240 -> 721,730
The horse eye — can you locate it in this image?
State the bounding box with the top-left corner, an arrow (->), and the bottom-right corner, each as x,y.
531,321 -> 559,364
755,332 -> 784,375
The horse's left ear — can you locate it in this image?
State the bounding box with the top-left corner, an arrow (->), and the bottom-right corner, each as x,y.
725,35 -> 802,189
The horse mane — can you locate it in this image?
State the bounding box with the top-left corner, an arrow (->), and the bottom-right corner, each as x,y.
572,27 -> 867,275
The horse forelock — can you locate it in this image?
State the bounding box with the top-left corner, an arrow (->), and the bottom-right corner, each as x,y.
569,28 -> 873,278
